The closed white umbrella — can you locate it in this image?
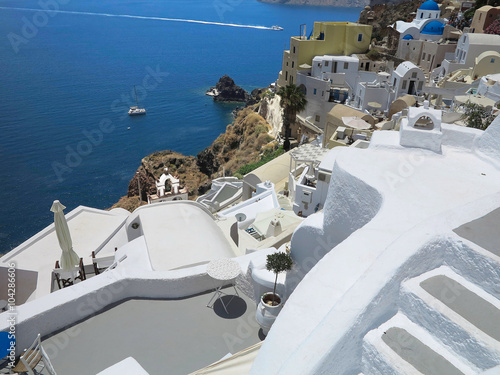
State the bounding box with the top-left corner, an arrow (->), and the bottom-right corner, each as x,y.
50,200 -> 79,271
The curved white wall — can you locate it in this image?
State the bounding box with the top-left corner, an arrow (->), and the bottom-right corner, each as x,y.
289,160 -> 383,288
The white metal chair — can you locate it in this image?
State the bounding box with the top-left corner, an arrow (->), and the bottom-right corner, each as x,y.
12,334 -> 57,375
91,251 -> 115,275
53,258 -> 86,289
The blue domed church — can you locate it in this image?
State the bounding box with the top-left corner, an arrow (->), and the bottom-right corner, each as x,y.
394,0 -> 446,42
390,0 -> 461,73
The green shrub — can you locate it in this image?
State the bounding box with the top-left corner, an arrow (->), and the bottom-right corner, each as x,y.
235,146 -> 284,176
462,101 -> 495,130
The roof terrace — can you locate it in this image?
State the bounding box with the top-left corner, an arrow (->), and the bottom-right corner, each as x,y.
18,291 -> 261,375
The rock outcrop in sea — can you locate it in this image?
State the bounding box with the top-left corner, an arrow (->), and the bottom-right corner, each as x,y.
206,75 -> 251,102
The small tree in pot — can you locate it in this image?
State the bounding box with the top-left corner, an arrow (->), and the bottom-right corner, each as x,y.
264,251 -> 293,306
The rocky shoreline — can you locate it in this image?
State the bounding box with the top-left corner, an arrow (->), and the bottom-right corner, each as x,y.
111,101 -> 277,212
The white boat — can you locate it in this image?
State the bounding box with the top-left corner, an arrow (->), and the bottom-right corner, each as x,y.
128,85 -> 146,116
271,25 -> 283,31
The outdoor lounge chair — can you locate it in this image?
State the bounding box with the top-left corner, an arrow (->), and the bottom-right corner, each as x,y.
91,251 -> 116,275
53,258 -> 86,289
12,334 -> 57,375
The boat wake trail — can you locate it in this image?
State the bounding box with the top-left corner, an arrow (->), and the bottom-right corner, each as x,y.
0,6 -> 274,30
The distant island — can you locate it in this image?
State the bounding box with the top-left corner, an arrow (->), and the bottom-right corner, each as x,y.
257,0 -> 407,7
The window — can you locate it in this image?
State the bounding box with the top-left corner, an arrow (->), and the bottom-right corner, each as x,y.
325,61 -> 329,66
428,54 -> 431,61
421,13 -> 423,18
315,115 -> 320,122
402,80 -> 407,90
344,62 -> 348,69
422,53 -> 426,60
412,72 -> 417,78
393,78 -> 397,86
491,58 -> 496,63
293,46 -> 296,53
418,81 -> 423,90
292,61 -> 294,68
285,71 -> 288,80
313,88 -> 317,95
360,62 -> 364,68
322,91 -> 324,96
286,62 -> 289,66
357,34 -> 363,42
291,76 -> 293,84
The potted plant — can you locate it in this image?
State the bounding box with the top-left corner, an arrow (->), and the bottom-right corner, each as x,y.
255,249 -> 293,335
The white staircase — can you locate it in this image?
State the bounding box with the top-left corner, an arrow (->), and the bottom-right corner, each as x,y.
361,265 -> 500,374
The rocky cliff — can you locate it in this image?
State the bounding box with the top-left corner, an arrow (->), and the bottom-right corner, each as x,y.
358,0 -> 421,40
111,105 -> 278,212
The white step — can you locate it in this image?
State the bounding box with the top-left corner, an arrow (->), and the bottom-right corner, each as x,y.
400,266 -> 500,369
363,312 -> 477,375
445,235 -> 500,300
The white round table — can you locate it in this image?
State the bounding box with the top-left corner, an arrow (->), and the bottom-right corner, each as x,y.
207,258 -> 241,281
206,259 -> 241,314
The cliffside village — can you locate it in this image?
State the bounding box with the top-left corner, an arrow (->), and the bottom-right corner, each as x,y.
3,1 -> 500,374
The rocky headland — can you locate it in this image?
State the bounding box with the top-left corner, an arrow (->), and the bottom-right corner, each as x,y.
206,75 -> 251,103
257,0 -> 368,7
111,104 -> 278,212
257,0 -> 414,10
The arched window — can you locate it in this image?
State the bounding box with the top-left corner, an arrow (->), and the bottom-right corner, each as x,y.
414,115 -> 434,129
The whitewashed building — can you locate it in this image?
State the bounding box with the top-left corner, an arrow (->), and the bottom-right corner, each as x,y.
391,61 -> 426,97
477,73 -> 500,103
437,33 -> 500,78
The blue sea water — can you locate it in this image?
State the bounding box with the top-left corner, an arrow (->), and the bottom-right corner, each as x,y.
0,0 -> 361,254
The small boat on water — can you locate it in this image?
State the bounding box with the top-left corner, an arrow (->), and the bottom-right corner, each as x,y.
271,25 -> 283,31
128,85 -> 146,116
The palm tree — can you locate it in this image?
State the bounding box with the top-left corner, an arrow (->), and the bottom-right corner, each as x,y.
277,84 -> 307,151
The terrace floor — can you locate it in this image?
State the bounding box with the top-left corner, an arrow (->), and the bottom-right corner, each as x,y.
453,207 -> 500,258
12,291 -> 262,375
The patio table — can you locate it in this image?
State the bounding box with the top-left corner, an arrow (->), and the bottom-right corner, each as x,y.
206,258 -> 241,314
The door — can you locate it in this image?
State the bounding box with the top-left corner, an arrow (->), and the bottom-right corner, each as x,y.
408,80 -> 416,95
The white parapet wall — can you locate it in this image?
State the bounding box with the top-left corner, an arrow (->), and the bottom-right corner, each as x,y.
0,235 -> 275,356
